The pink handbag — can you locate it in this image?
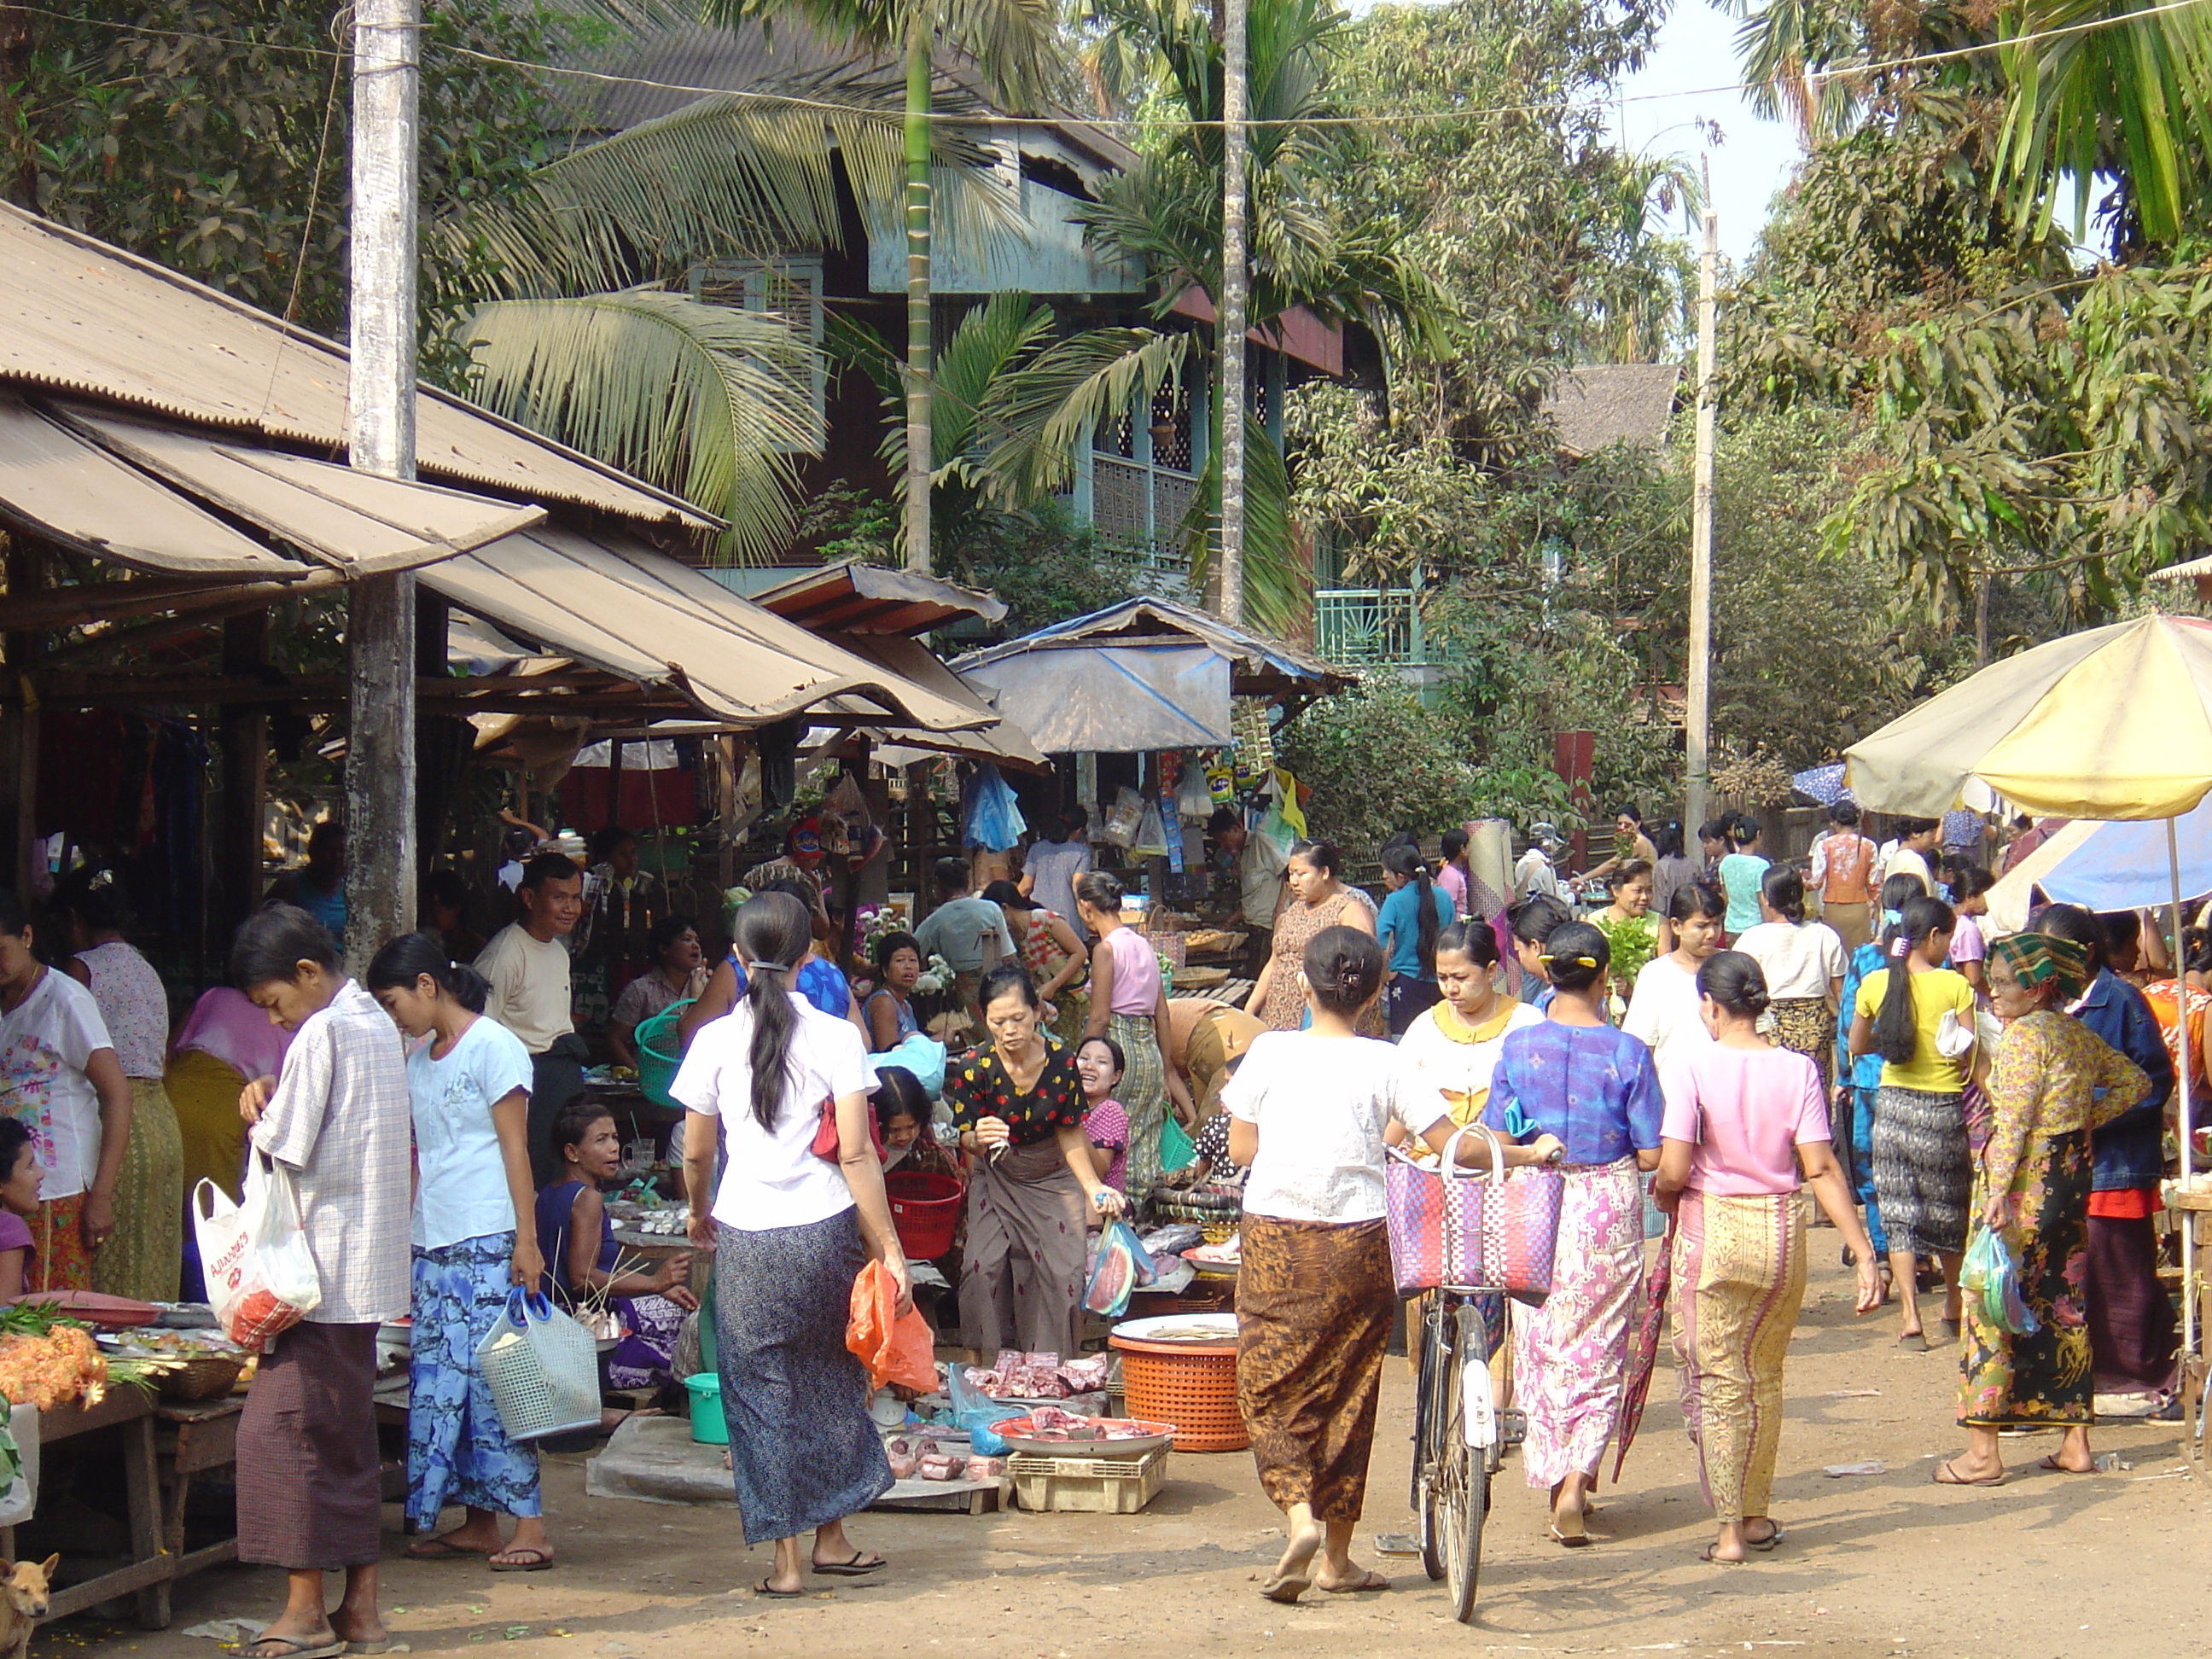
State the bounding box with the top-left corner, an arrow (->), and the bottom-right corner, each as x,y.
1440,1125 -> 1564,1297
1383,1147 -> 1445,1295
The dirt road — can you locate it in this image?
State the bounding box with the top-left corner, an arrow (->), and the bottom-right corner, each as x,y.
66,1259 -> 2212,1659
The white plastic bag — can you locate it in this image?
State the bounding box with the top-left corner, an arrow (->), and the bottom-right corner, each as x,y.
1100,786 -> 1146,848
193,1157 -> 323,1352
0,1404 -> 39,1526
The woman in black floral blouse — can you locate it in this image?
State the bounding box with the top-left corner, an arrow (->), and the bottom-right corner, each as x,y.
948,963 -> 1126,1355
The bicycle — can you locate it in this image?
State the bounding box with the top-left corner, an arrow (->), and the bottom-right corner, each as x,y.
1411,1285 -> 1524,1625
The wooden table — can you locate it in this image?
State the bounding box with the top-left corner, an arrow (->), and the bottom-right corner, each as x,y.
2168,1185 -> 2212,1463
3,1390 -> 166,1628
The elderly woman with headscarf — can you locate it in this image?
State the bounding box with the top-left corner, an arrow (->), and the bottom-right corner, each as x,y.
1939,932 -> 2151,1487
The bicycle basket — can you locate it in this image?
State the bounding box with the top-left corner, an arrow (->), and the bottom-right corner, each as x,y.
1385,1148 -> 1445,1295
475,1289 -> 603,1441
1440,1125 -> 1563,1297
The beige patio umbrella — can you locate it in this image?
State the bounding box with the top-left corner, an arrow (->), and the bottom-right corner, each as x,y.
1844,612 -> 2212,1347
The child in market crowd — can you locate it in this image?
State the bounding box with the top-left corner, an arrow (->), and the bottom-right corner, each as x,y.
536,1101 -> 697,1391
0,1118 -> 42,1301
1509,894 -> 1575,1009
1077,1034 -> 1131,1197
365,932 -> 551,1573
1947,866 -> 1995,996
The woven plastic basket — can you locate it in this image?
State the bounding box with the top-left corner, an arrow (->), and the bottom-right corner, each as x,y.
1107,1333 -> 1246,1453
633,999 -> 696,1112
476,1289 -> 602,1442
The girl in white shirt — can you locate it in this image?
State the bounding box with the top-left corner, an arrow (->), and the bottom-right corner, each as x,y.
1627,881 -> 1726,1100
1226,926 -> 1559,1606
672,892 -> 909,1598
367,932 -> 548,1572
1732,866 -> 1848,1093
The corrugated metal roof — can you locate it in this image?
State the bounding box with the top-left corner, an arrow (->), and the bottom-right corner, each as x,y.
0,202 -> 713,529
749,560 -> 1007,636
953,594 -> 1347,693
425,525 -> 995,732
0,390 -> 541,580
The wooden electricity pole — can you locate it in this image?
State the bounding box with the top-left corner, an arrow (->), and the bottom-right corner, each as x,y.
344,0 -> 421,968
903,20 -> 934,575
1215,0 -> 1249,626
1684,183 -> 1717,840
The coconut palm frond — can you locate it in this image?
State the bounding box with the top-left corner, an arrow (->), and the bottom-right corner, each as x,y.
928,292 -> 1060,464
1181,414 -> 1303,635
457,288 -> 818,565
976,327 -> 1190,503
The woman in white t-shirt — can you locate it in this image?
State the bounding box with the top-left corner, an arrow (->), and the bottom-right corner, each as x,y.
673,893 -> 909,1598
368,932 -> 549,1573
1226,925 -> 1560,1606
1627,881 -> 1726,1105
0,888 -> 131,1289
1732,866 -> 1847,1092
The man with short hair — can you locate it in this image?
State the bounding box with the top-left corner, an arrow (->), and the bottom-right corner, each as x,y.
1882,818 -> 1941,897
1809,801 -> 1881,950
1513,823 -> 1566,904
913,857 -> 1016,1019
1207,808 -> 1289,978
475,853 -> 586,1182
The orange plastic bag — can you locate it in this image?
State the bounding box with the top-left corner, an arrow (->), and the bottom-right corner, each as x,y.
846,1260 -> 938,1393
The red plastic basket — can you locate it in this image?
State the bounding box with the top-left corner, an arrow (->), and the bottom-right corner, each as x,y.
884,1169 -> 964,1260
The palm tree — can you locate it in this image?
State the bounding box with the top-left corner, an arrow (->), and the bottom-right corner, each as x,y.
440,67 -> 1020,562
1726,0 -> 2212,246
1080,0 -> 1451,628
700,0 -> 1058,573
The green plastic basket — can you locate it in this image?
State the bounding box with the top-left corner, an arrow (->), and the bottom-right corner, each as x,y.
634,998 -> 695,1111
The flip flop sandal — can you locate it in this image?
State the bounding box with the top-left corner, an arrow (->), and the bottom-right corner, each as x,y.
1546,1524 -> 1592,1548
812,1554 -> 887,1577
1934,1318 -> 1961,1344
1932,1459 -> 2007,1487
489,1548 -> 555,1573
341,1642 -> 410,1655
754,1580 -> 804,1599
1747,1523 -> 1786,1552
1259,1572 -> 1311,1604
244,1639 -> 346,1659
1698,1545 -> 1746,1566
1896,1331 -> 1927,1350
2036,1455 -> 2092,1474
405,1538 -> 491,1562
1319,1570 -> 1388,1594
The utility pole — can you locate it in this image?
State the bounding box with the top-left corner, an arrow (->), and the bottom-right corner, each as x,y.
343,0 -> 420,969
1215,0 -> 1249,626
903,21 -> 934,575
1684,177 -> 1717,841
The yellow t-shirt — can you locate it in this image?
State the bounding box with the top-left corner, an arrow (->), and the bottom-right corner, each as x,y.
1853,966 -> 1976,1093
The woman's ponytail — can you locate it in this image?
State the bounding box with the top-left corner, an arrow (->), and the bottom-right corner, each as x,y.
1383,843 -> 1441,980
365,929 -> 491,1014
1871,894 -> 1954,1066
732,891 -> 812,1132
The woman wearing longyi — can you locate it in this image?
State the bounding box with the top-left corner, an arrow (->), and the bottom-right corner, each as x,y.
1227,925 -> 1559,1605
1653,952 -> 1879,1564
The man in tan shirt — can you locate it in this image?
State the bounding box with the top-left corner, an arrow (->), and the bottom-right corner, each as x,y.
475,853 -> 585,1181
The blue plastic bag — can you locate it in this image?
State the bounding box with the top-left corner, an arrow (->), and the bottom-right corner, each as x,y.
946,1361 -> 1010,1454
1961,1224 -> 2039,1336
1081,1219 -> 1159,1318
962,763 -> 1027,852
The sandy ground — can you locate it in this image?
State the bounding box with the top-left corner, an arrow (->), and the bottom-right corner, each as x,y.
48,1251 -> 2212,1659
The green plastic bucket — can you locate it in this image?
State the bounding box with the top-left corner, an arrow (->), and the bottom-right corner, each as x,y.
682,1371 -> 727,1445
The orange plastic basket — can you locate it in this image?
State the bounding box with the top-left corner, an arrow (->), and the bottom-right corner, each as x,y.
1107,1334 -> 1248,1452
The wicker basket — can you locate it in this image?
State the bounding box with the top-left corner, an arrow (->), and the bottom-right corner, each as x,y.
158,1353 -> 247,1401
1108,1334 -> 1246,1453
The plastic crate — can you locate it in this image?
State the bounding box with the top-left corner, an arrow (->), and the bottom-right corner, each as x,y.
1009,1446 -> 1168,1513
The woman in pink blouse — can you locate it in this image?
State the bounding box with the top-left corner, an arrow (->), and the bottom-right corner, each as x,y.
1654,952 -> 1879,1564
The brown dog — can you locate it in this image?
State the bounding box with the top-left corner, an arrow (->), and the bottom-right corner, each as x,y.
0,1556 -> 57,1659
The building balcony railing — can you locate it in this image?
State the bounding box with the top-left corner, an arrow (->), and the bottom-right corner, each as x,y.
1313,586 -> 1423,667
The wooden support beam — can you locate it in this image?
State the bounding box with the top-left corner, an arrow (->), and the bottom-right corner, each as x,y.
0,572 -> 315,633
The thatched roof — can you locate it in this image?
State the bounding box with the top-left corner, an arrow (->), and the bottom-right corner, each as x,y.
1539,364 -> 1683,459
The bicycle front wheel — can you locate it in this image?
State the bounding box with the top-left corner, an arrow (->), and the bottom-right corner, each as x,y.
1445,1301 -> 1490,1624
1417,1296 -> 1447,1581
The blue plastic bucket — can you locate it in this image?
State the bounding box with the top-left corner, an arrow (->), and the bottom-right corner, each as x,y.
682,1371 -> 728,1445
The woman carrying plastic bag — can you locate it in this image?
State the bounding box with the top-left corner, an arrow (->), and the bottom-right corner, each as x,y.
368,933 -> 555,1572
1941,932 -> 2150,1487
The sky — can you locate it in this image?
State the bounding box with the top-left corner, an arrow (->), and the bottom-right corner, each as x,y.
1609,2 -> 1802,268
